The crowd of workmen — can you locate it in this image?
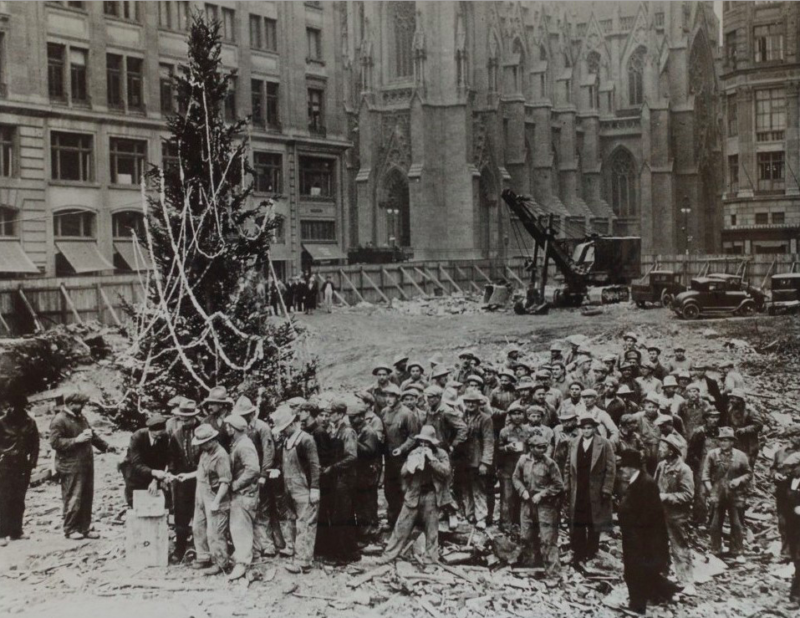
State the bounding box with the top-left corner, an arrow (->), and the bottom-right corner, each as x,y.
1,332 -> 800,614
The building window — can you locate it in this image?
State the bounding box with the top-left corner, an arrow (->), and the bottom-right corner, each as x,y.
249,14 -> 262,48
390,0 -> 415,78
266,82 -> 280,128
727,95 -> 737,137
627,46 -> 646,106
757,151 -> 784,192
301,220 -> 336,242
69,48 -> 88,103
253,152 -> 282,193
773,212 -> 785,225
725,31 -> 737,68
655,12 -> 664,27
127,57 -> 143,110
47,43 -> 66,100
110,138 -> 147,185
160,64 -> 174,114
728,155 -> 738,193
112,210 -> 145,238
104,1 -> 139,21
158,1 -> 171,28
250,15 -> 277,51
0,126 -> 12,177
300,156 -> 333,197
754,24 -> 784,63
306,27 -> 322,61
264,18 -> 277,52
51,132 -> 92,182
755,212 -> 769,225
0,207 -> 15,237
307,88 -> 324,133
54,209 -> 95,238
224,78 -> 237,122
755,88 -> 785,142
600,19 -> 612,33
730,214 -> 737,226
251,79 -> 264,126
162,141 -> 180,174
221,7 -> 235,42
205,3 -> 218,24
107,53 -> 123,107
610,149 -> 637,216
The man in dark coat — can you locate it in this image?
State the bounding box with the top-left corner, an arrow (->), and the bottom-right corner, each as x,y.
49,390 -> 114,540
168,398 -> 201,562
0,391 -> 39,543
617,449 -> 681,615
348,402 -> 382,545
775,436 -> 800,605
565,414 -> 615,565
119,414 -> 171,507
382,383 -> 420,528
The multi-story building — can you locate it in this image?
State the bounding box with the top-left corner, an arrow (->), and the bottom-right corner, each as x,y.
342,1 -> 722,260
720,1 -> 800,255
0,1 -> 349,279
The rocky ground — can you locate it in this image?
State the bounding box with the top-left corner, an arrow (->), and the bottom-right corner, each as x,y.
1,300 -> 799,618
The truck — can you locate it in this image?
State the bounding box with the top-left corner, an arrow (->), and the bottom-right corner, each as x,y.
498,189 -> 641,312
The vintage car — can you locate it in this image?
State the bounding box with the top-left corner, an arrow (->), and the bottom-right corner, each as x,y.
672,276 -> 763,320
705,273 -> 768,311
767,273 -> 800,315
630,270 -> 686,307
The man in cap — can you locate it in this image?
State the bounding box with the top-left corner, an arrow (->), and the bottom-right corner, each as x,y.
223,415 -> 259,580
505,345 -> 522,371
0,390 -> 39,545
201,386 -> 234,452
564,336 -> 582,367
647,346 -> 668,381
720,360 -> 745,398
610,414 -> 645,499
368,363 -> 393,415
687,407 -> 723,526
618,332 -> 641,367
551,362 -> 569,396
513,434 -> 564,582
514,359 -> 533,381
382,382 -> 421,529
529,384 -> 557,430
702,427 -> 751,558
633,393 -> 662,474
482,364 -> 499,398
355,390 -> 385,445
49,390 -> 114,540
666,346 -> 691,375
456,389 -> 494,530
655,434 -> 696,594
553,410 -> 579,480
617,384 -> 640,416
568,355 -> 596,391
549,342 -> 564,366
491,370 -> 518,418
601,378 -> 627,427
296,402 -> 334,557
678,383 -> 712,443
177,424 -> 232,574
558,382 -> 584,421
322,400 -> 360,565
655,415 -> 687,460
601,354 -> 620,380
661,375 -> 685,418
457,350 -> 483,385
400,387 -> 423,425
579,389 -> 618,441
391,354 -> 410,386
119,414 -> 171,507
773,425 -> 800,560
675,371 -> 692,396
565,415 -> 615,566
636,361 -> 663,397
497,402 -> 533,528
271,404 -> 320,574
379,425 -> 451,565
536,369 -> 563,412
527,405 -> 554,455
726,389 -> 762,467
167,398 -> 201,562
617,449 -> 679,615
619,362 -> 643,405
347,402 -> 383,546
401,361 -> 428,392
430,365 -> 451,390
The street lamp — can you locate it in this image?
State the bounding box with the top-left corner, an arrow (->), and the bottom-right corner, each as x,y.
386,208 -> 399,246
680,195 -> 692,256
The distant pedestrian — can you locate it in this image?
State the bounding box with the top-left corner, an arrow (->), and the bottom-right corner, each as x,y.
321,275 -> 335,313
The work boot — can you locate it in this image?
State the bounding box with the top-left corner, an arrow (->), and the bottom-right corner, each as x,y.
227,564 -> 247,581
200,564 -> 222,576
65,532 -> 85,541
84,531 -> 100,540
191,560 -> 212,570
279,546 -> 294,558
448,513 -> 459,530
284,563 -> 310,574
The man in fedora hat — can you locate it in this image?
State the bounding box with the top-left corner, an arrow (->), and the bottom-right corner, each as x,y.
457,388 -> 494,530
661,375 -> 685,418
655,414 -> 687,460
167,398 -> 201,562
647,345 -> 668,382
619,363 -> 642,405
610,414 -> 645,499
201,386 -> 234,452
119,414 -> 171,507
513,433 -> 564,582
379,425 -> 451,565
578,389 -> 617,441
702,426 -> 751,558
382,382 -> 421,529
271,404 -> 320,574
726,389 -> 762,467
655,433 -> 696,595
565,414 -> 615,566
231,395 -> 279,558
49,390 -> 114,540
355,390 -> 385,444
391,354 -> 411,386
430,365 -> 451,390
177,424 -> 232,575
457,350 -> 482,385
401,361 -> 428,392
347,401 -> 383,546
223,414 -> 259,580
369,363 -> 393,415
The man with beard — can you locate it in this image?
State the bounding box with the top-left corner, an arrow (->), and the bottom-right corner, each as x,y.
687,407 -> 723,526
619,363 -> 642,405
119,414 -> 171,507
726,389 -> 763,467
382,383 -> 421,528
647,346 -> 668,381
678,383 -> 712,444
368,363 -> 393,415
348,403 -> 383,546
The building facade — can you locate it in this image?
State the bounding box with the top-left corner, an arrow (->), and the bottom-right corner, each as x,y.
0,0 -> 350,279
720,1 -> 800,255
342,1 -> 722,260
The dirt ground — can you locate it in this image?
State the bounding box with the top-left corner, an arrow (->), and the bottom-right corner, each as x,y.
1,300 -> 799,618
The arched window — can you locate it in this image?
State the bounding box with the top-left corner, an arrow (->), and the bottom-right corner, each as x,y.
112,210 -> 146,239
390,1 -> 415,78
610,149 -> 637,216
587,51 -> 601,75
628,46 -> 646,106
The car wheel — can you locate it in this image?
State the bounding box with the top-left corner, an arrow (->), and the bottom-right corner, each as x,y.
636,301 -> 646,308
660,290 -> 674,308
682,304 -> 700,320
739,302 -> 756,317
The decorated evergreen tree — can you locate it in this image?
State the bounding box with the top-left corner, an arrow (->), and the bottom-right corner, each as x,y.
119,14 -> 316,425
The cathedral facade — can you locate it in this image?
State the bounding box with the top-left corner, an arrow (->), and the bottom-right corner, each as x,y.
341,1 -> 722,260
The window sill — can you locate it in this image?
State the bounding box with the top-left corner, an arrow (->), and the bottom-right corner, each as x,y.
300,195 -> 335,202
158,27 -> 188,35
252,48 -> 279,57
46,3 -> 87,15
49,180 -> 100,188
306,58 -> 326,67
55,236 -> 97,241
254,191 -> 286,199
103,15 -> 142,27
109,183 -> 143,190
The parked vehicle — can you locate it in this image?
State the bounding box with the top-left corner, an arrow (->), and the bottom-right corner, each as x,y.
631,270 -> 686,307
705,273 -> 767,312
672,276 -> 762,320
767,273 -> 800,315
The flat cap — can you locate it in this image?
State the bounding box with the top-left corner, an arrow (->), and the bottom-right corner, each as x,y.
581,389 -> 598,398
224,415 -> 247,431
424,385 -> 444,397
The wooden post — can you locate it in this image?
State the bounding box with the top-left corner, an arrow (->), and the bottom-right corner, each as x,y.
339,269 -> 366,303
98,283 -> 123,327
760,259 -> 775,289
416,266 -> 445,295
474,264 -> 493,284
0,303 -> 10,335
455,264 -> 482,293
422,266 -> 446,292
506,265 -> 525,287
362,270 -> 391,304
382,267 -> 409,300
18,287 -> 42,333
400,266 -> 429,298
439,264 -> 464,294
60,284 -> 83,324
333,290 -> 350,307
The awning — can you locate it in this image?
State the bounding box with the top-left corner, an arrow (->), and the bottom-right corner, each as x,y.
56,242 -> 114,273
302,243 -> 346,262
114,241 -> 154,271
0,241 -> 39,274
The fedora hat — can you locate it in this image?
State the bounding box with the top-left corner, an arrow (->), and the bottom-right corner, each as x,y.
431,366 -> 451,380
173,398 -> 199,417
202,386 -> 233,406
192,424 -> 219,446
414,424 -> 440,445
718,427 -> 735,440
372,363 -> 393,376
224,415 -> 248,431
231,395 -> 257,416
270,404 -> 297,435
393,354 -> 409,366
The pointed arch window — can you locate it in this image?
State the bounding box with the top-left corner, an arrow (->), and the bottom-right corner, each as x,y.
611,149 -> 637,216
390,1 -> 415,78
587,51 -> 600,76
628,46 -> 646,106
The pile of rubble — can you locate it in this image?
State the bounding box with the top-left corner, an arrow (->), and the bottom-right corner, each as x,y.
342,293 -> 491,317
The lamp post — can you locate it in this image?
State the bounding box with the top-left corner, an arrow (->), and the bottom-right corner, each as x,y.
386,207 -> 399,246
680,195 -> 692,256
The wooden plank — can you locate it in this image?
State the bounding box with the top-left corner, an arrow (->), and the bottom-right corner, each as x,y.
505,265 -> 526,287
362,270 -> 391,304
415,267 -> 443,294
18,287 -> 43,333
421,266 -> 446,292
439,264 -> 463,294
98,284 -> 123,327
60,284 -> 83,324
474,264 -> 493,284
455,264 -> 482,293
400,266 -> 429,298
333,290 -> 350,307
339,269 -> 366,304
382,267 -> 409,300
0,307 -> 10,334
